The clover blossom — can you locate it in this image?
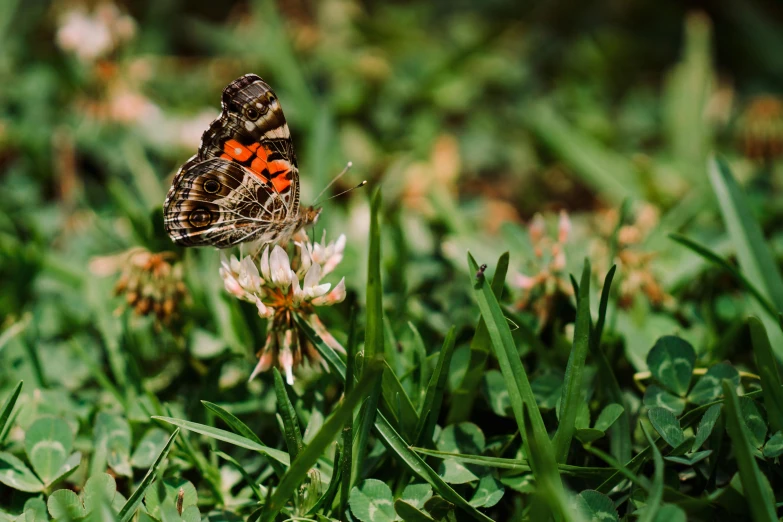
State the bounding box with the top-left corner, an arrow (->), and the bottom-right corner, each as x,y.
220,233 -> 348,384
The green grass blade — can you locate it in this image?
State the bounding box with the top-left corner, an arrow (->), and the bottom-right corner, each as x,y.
589,266 -> 630,463
0,381 -> 22,438
381,360 -> 420,438
670,234 -> 778,318
709,156 -> 783,358
410,447 -> 612,480
553,260 -> 592,463
339,309 -> 358,517
374,413 -> 494,522
353,188 -> 384,485
201,400 -> 286,477
302,309 -> 491,522
466,251 -> 558,481
637,424 -> 663,522
525,102 -> 642,204
117,428 -> 179,522
215,450 -> 264,501
748,317 -> 783,433
307,447 -> 341,515
522,404 -> 572,522
152,416 -> 290,466
260,359 -> 383,522
721,381 -> 777,522
273,368 -> 304,461
447,252 -> 509,424
414,325 -> 456,447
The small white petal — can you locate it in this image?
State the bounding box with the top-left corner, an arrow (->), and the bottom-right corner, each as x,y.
239,256 -> 262,292
292,276 -> 304,304
255,297 -> 274,318
306,283 -> 331,300
312,277 -> 345,305
303,262 -> 322,290
270,246 -> 292,288
260,246 -> 271,281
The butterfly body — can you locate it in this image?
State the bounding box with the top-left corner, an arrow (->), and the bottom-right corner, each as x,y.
164,74 -> 320,248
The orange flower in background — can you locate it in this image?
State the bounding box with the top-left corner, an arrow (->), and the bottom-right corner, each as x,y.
90,248 -> 188,326
513,210 -> 573,330
736,94 -> 783,161
590,203 -> 673,309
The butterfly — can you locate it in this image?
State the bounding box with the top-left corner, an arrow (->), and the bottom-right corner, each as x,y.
163,74 -> 321,248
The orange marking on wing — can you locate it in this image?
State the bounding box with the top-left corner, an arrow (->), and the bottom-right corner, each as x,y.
220,153 -> 231,160
271,174 -> 291,193
248,142 -> 261,152
223,139 -> 253,162
255,146 -> 269,162
267,159 -> 289,175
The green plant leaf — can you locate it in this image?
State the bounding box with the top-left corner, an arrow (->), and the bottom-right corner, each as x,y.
468,475 -> 504,508
739,397 -> 767,449
48,488 -> 85,520
349,479 -> 396,522
0,452 -> 43,492
531,372 -> 563,411
647,336 -> 695,397
24,416 -> 73,485
394,500 -> 436,522
664,450 -> 711,466
648,407 -> 684,448
116,428 -> 179,522
83,473 -> 119,514
260,359 -> 383,522
643,385 -> 686,415
763,431 -> 783,458
748,317 -> 783,433
688,363 -> 739,405
131,428 -> 169,469
145,478 -> 198,520
400,483 -> 432,510
94,412 -> 132,477
152,416 -> 289,466
482,370 -> 513,417
652,504 -> 687,522
692,404 -> 721,452
721,381 -> 777,522
575,429 -> 605,444
575,489 -> 619,522
215,450 -> 264,502
594,404 -> 624,433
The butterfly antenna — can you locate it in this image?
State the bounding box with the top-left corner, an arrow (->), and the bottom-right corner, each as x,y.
321,180 -> 368,202
314,162 -> 355,205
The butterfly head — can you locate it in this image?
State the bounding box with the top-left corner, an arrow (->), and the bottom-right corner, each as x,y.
300,206 -> 322,229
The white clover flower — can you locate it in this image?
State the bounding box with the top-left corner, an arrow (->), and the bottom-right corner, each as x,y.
219,232 -> 348,384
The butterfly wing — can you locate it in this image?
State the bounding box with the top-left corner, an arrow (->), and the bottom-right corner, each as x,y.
164,157 -> 293,247
163,74 -> 301,247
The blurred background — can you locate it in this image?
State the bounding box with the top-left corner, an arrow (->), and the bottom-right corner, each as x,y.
1,0 -> 783,511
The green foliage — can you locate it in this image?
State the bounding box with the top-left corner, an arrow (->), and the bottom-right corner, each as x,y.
2,1 -> 783,520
